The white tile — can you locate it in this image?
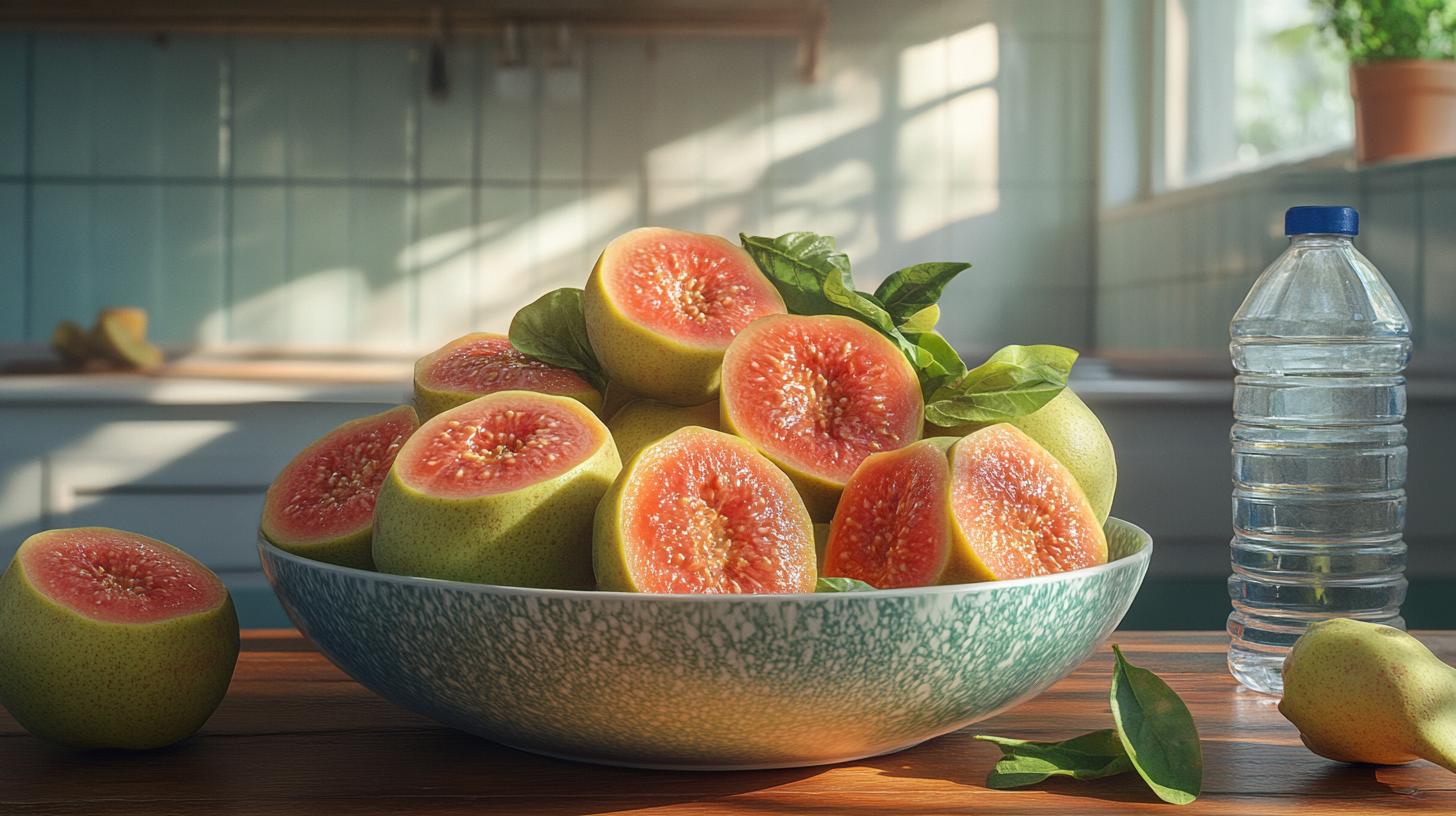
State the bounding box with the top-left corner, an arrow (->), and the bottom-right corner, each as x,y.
585,37 -> 647,182
538,52 -> 584,182
479,42 -> 536,183
475,184 -> 534,333
156,38 -> 224,177
89,185 -> 160,314
229,186 -> 289,344
1421,185 -> 1456,355
230,38 -> 291,177
287,40 -> 351,179
414,185 -> 477,344
287,186 -> 354,343
532,183 -> 589,291
946,185 -> 1092,290
32,36 -> 95,175
419,40 -> 478,182
349,187 -> 413,348
156,185 -> 226,343
767,39 -> 889,185
0,35 -> 27,175
350,40 -> 416,181
0,184 -> 22,340
29,185 -> 94,336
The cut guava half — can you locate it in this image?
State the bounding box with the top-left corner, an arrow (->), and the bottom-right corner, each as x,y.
594,426 -> 816,594
822,439 -> 953,589
261,404 -> 419,569
720,313 -> 925,520
413,332 -> 602,419
583,227 -> 786,405
948,424 -> 1108,580
372,390 -> 620,588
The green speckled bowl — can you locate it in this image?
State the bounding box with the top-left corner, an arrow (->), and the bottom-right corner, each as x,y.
260,518 -> 1151,770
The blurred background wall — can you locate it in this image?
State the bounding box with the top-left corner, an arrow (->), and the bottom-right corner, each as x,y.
0,0 -> 1098,358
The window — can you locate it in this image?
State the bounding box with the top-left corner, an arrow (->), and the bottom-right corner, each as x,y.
1159,0 -> 1353,189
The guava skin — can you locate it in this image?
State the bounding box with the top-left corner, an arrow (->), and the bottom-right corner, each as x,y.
372,392 -> 622,589
607,398 -> 720,464
0,530 -> 240,750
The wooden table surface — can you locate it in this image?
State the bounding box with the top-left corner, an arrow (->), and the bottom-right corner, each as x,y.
3,630 -> 1453,815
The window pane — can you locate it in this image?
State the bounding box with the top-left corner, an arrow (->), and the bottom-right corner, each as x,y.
1167,0 -> 1352,188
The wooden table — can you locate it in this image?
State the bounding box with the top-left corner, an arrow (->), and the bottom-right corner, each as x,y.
3,630 -> 1453,814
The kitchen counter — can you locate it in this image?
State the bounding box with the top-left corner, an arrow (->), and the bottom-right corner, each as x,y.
3,630 -> 1451,814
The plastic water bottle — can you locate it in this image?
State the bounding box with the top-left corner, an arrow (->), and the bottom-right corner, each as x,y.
1228,206 -> 1411,695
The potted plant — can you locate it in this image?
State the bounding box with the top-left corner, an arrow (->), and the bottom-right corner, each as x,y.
1316,0 -> 1456,163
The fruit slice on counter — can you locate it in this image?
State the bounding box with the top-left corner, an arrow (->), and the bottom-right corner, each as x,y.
594,426 -> 816,594
413,332 -> 602,420
0,527 -> 239,750
607,398 -> 720,464
92,307 -> 163,371
583,227 -> 786,406
373,390 -> 620,589
947,424 -> 1108,581
261,404 -> 419,569
822,439 -> 954,589
720,313 -> 925,521
50,320 -> 93,367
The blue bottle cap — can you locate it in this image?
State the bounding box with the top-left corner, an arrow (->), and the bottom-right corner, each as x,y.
1284,206 -> 1358,236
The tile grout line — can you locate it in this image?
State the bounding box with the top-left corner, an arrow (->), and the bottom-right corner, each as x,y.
20,33 -> 34,341
221,36 -> 235,343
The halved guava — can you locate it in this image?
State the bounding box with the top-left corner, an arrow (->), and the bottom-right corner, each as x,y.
594,426 -> 816,594
822,439 -> 953,589
720,314 -> 925,520
413,332 -> 602,420
583,227 -> 786,406
0,527 -> 239,749
947,424 -> 1108,580
261,404 -> 419,569
373,390 -> 620,588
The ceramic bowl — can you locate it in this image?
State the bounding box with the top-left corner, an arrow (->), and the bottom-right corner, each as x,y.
260,518 -> 1151,770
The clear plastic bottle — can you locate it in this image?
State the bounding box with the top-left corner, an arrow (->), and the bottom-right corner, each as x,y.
1228,205 -> 1411,695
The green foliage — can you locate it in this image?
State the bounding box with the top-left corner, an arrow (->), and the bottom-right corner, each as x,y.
508,288 -> 609,391
1314,0 -> 1456,62
739,231 -> 1077,424
814,576 -> 878,592
975,646 -> 1203,805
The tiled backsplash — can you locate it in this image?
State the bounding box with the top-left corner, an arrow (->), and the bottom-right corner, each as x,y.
1097,158 -> 1456,363
0,0 -> 1099,355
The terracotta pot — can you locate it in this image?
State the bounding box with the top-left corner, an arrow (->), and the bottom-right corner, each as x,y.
1351,60 -> 1456,163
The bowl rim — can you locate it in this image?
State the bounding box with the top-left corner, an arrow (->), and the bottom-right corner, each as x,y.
259,517 -> 1152,604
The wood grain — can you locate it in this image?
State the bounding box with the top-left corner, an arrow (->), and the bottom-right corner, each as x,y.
2,630 -> 1453,815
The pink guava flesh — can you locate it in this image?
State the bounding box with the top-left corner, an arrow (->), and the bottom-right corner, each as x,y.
950,425 -> 1107,578
601,228 -> 785,347
265,406 -> 417,544
401,393 -> 605,498
824,443 -> 951,588
420,333 -> 592,396
20,529 -> 226,624
620,429 -> 812,594
722,315 -> 924,484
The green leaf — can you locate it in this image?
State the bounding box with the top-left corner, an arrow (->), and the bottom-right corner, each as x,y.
815,576 -> 877,593
976,729 -> 1133,789
507,288 -> 608,392
739,232 -> 853,315
923,344 -> 1077,426
874,262 -> 972,325
898,304 -> 940,334
1110,645 -> 1204,806
907,331 -> 966,381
